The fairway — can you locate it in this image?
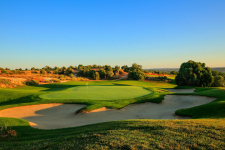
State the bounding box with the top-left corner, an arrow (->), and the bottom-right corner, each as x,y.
40,86 -> 152,100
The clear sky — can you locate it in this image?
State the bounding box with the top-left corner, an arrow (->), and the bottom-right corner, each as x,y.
0,0 -> 225,69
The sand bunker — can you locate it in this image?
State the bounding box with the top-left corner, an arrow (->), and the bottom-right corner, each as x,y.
0,95 -> 216,129
166,88 -> 195,93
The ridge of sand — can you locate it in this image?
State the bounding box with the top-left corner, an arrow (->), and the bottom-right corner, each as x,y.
0,94 -> 216,129
85,107 -> 112,113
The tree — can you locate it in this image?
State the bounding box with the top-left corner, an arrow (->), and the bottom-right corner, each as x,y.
53,70 -> 59,74
212,71 -> 218,76
78,64 -> 83,70
175,60 -> 214,87
40,69 -> 45,74
69,73 -> 74,78
130,63 -> 142,72
89,70 -> 96,78
44,66 -> 52,72
212,75 -> 224,87
170,71 -> 177,75
31,67 -> 35,70
93,64 -> 98,68
114,65 -> 120,71
93,72 -> 100,80
128,63 -> 146,80
135,70 -> 146,81
65,67 -> 73,76
128,70 -> 146,81
121,65 -> 128,70
107,71 -> 114,79
105,65 -> 113,72
99,69 -> 107,79
53,66 -> 60,71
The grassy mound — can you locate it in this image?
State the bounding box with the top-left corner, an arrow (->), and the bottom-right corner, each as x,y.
0,118 -> 224,149
40,86 -> 152,100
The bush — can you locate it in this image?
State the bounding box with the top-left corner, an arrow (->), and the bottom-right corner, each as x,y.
158,76 -> 168,80
40,69 -> 45,74
51,79 -> 61,83
0,125 -> 17,138
25,79 -> 39,85
175,60 -> 214,87
44,80 -> 51,83
53,70 -> 59,74
0,79 -> 10,85
69,73 -> 74,78
0,69 -> 8,74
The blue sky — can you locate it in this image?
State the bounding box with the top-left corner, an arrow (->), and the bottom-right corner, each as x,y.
0,0 -> 225,69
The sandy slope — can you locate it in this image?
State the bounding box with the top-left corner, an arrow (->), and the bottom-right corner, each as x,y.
0,95 -> 215,129
165,88 -> 195,93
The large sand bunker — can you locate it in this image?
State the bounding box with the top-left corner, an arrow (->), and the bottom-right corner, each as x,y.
0,95 -> 216,129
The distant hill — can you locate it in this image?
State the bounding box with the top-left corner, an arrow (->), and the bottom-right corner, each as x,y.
145,67 -> 225,73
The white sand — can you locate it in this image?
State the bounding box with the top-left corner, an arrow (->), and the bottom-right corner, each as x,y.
0,94 -> 216,129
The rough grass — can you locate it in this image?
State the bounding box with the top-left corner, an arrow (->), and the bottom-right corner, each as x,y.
0,118 -> 224,149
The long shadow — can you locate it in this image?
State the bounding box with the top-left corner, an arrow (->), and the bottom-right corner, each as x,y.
31,84 -> 80,92
112,83 -> 132,86
32,83 -> 135,92
0,95 -> 41,108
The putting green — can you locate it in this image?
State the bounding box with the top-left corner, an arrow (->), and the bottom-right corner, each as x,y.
40,86 -> 152,100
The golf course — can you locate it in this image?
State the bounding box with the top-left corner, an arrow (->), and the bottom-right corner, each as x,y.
0,80 -> 225,149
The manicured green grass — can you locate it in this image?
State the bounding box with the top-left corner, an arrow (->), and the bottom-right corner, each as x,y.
40,86 -> 153,100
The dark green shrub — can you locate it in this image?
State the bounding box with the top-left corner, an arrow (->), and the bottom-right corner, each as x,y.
40,69 -> 45,74
212,75 -> 224,87
170,71 -> 177,75
175,60 -> 213,87
25,80 -> 39,85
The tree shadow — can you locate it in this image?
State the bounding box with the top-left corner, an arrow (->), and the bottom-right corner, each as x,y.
31,84 -> 80,92
0,95 -> 41,108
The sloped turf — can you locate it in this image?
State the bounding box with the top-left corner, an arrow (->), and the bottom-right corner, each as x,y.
40,86 -> 153,100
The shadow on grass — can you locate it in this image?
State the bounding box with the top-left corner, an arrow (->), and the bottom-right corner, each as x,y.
32,84 -> 138,92
0,95 -> 41,109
